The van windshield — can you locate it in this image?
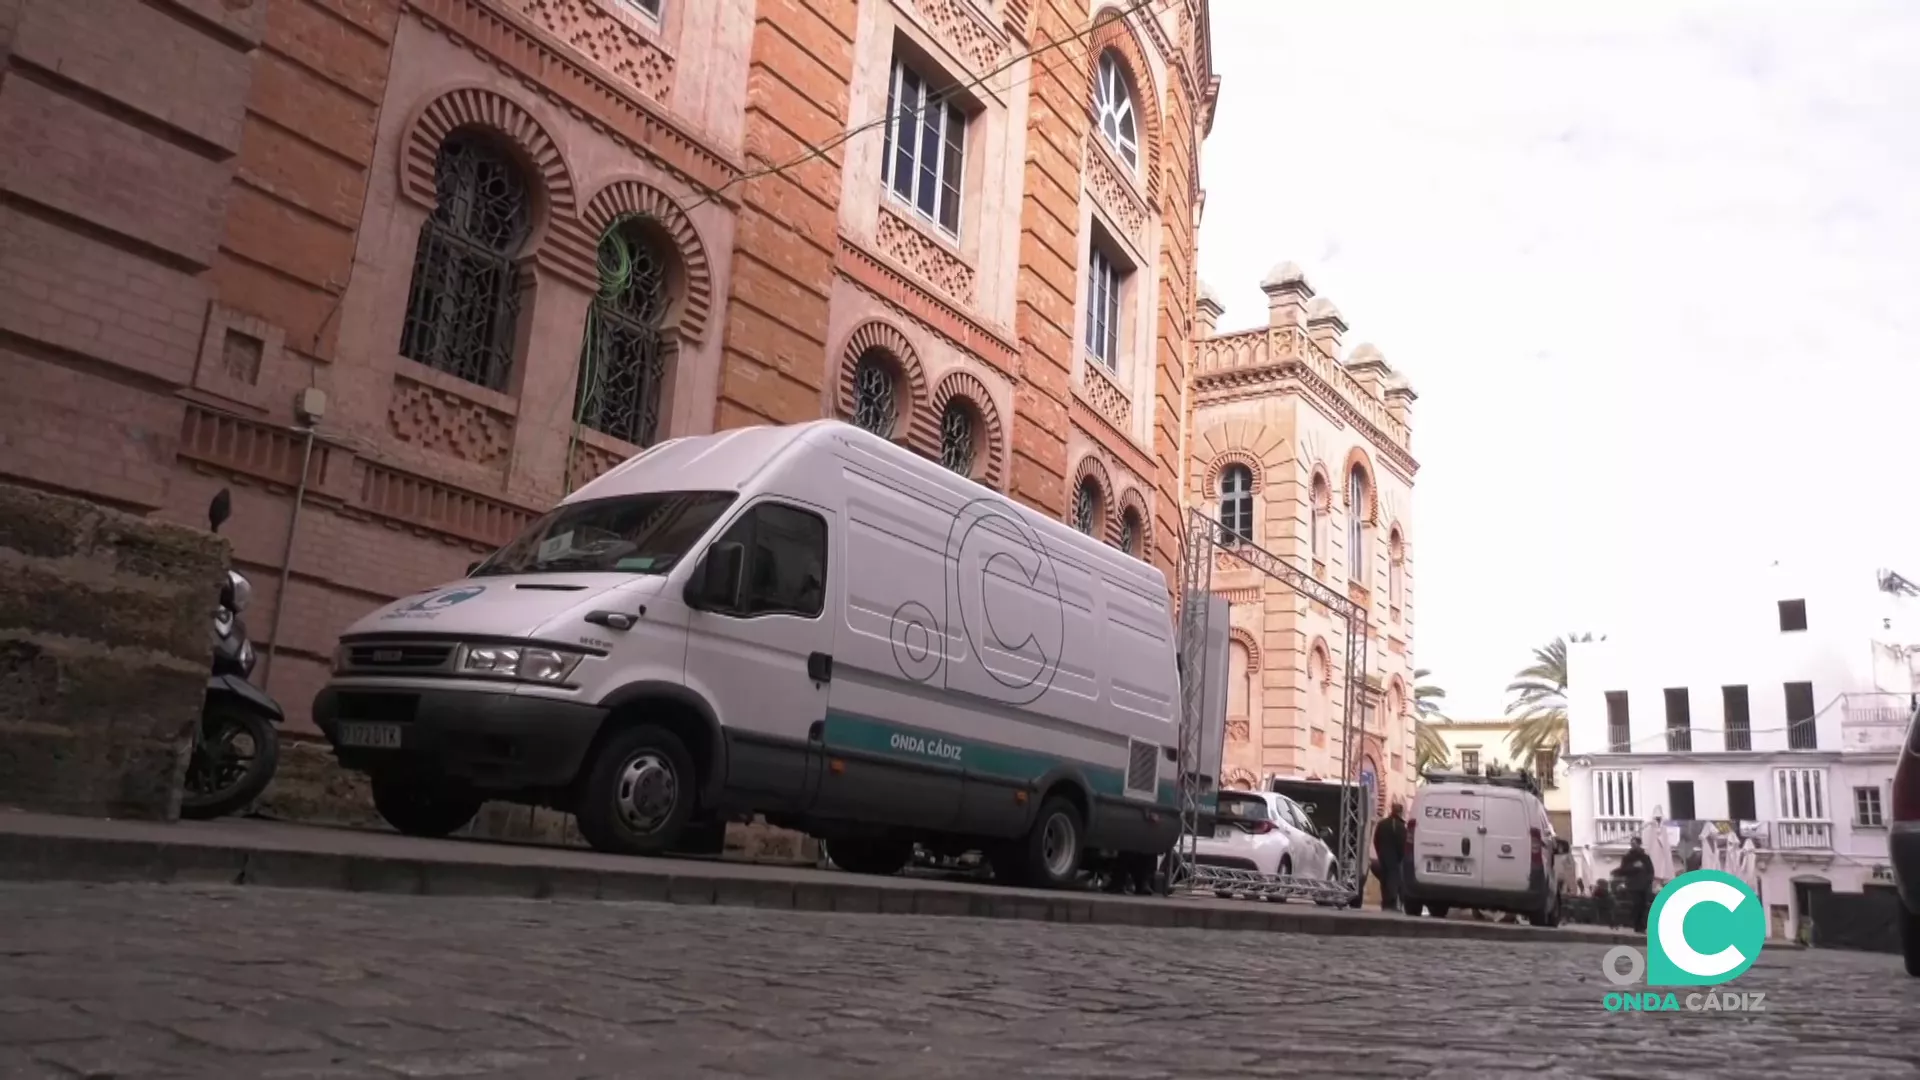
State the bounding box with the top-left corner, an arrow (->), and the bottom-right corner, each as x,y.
473,492 -> 736,577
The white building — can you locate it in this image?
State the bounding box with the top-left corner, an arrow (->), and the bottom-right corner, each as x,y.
1565,562 -> 1919,941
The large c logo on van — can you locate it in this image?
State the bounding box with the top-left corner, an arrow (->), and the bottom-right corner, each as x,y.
381,585 -> 487,620
945,498 -> 1064,706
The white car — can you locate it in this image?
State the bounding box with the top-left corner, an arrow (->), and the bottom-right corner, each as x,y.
1193,788 -> 1339,886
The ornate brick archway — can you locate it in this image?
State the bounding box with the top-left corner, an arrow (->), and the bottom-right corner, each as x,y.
582,180 -> 716,344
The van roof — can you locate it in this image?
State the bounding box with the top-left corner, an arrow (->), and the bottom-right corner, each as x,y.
563,420 -> 1170,593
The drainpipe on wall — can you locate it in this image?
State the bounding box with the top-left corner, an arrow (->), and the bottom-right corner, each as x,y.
259,389 -> 327,693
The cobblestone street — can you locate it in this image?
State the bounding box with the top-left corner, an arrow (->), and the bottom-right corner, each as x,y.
0,883 -> 1914,1079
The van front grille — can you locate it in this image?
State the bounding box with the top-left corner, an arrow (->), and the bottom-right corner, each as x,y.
343,641 -> 455,673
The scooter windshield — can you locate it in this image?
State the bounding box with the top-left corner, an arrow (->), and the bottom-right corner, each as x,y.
472,491 -> 736,577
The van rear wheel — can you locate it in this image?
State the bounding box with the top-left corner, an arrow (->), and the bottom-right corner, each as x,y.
575,724 -> 696,856
1001,796 -> 1084,889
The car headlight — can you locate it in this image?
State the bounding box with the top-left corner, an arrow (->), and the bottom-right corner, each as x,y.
458,644 -> 583,683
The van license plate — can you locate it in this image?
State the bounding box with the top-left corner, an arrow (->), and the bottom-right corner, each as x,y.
1214,826 -> 1232,839
337,722 -> 403,749
1426,857 -> 1471,876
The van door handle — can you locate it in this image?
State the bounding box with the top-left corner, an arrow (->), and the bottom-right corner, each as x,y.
807,651 -> 833,683
1476,826 -> 1488,834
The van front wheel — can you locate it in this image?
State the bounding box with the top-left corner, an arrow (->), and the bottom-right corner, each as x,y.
575,725 -> 696,856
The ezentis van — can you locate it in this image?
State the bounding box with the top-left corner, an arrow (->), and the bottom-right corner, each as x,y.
314,421 -> 1182,888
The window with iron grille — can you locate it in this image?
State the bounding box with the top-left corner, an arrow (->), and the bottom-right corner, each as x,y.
1784,681 -> 1818,750
939,398 -> 976,477
882,55 -> 966,237
1118,509 -> 1143,558
1605,690 -> 1631,752
1085,245 -> 1121,369
575,223 -> 671,448
1217,464 -> 1253,545
849,350 -> 899,438
400,132 -> 530,391
1072,477 -> 1101,536
1663,687 -> 1692,752
1722,685 -> 1752,751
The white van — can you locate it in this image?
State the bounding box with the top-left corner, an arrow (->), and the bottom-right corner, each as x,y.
313,421 -> 1182,888
1401,771 -> 1570,925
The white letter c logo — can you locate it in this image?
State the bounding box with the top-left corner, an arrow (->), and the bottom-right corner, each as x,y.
1657,879 -> 1750,978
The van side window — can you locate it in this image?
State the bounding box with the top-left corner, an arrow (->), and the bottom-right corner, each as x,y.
714,502 -> 828,618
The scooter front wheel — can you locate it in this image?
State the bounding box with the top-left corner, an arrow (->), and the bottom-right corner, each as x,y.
180,703 -> 280,820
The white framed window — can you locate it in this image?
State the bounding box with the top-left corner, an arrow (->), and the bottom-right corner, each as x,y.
1346,463 -> 1369,582
1854,785 -> 1885,827
1085,245 -> 1121,368
1593,768 -> 1639,818
1460,748 -> 1481,775
1217,465 -> 1253,544
621,0 -> 663,18
1773,767 -> 1827,821
882,55 -> 966,237
1093,51 -> 1139,169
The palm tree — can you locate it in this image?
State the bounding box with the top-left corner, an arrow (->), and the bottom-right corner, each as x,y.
1504,633 -> 1602,761
1412,668 -> 1451,772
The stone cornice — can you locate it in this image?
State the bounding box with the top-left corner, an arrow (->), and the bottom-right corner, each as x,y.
1195,362 -> 1420,479
405,0 -> 743,207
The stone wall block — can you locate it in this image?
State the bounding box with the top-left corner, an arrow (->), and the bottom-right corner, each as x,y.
0,481 -> 226,821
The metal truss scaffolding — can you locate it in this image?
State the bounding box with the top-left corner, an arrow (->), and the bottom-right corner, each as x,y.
1169,506 -> 1373,904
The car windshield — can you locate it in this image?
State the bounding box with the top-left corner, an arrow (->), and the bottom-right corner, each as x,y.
473,492 -> 736,577
1217,794 -> 1269,821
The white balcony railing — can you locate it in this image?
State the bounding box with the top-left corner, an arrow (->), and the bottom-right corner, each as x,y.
1595,817 -> 1641,844
1841,692 -> 1915,753
1774,821 -> 1832,850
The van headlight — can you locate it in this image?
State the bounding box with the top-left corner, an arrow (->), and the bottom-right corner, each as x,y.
457,644 -> 583,684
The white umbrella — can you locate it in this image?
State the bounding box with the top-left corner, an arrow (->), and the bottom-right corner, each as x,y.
1735,838 -> 1758,890
1701,829 -> 1726,874
1642,816 -> 1676,881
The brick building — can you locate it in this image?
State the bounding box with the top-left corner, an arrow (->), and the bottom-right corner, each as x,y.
1185,265 -> 1421,810
0,0 -> 1219,732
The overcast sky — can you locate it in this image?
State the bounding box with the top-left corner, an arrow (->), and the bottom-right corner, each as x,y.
1196,0 -> 1920,717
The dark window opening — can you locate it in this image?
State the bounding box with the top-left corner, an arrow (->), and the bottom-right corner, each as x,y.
1722,685 -> 1752,751
1726,779 -> 1757,821
1785,681 -> 1818,750
1663,687 -> 1692,752
1605,690 -> 1631,752
1778,598 -> 1808,633
1667,780 -> 1697,822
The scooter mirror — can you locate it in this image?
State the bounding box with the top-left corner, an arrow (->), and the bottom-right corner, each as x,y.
208,488 -> 232,533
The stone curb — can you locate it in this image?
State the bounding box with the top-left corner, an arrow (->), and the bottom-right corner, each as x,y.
0,827 -> 1638,946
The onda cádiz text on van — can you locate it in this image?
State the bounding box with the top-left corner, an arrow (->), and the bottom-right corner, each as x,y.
890,731 -> 964,763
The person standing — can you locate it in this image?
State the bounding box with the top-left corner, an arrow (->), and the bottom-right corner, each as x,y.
1373,801 -> 1408,912
1618,835 -> 1657,933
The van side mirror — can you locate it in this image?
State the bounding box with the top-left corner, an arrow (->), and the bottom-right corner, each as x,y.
688,541 -> 745,610
1553,837 -> 1571,856
467,560 -> 482,576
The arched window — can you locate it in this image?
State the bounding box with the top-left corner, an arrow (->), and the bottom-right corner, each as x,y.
1347,463 -> 1370,583
400,131 -> 531,391
1309,472 -> 1331,561
576,221 -> 672,447
1388,527 -> 1406,610
1118,507 -> 1144,558
850,350 -> 900,437
939,398 -> 976,476
1073,476 -> 1102,536
1217,464 -> 1253,544
1227,640 -> 1252,718
1094,51 -> 1139,169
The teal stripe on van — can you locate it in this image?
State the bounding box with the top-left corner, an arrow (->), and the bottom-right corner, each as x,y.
820,711 -> 1180,807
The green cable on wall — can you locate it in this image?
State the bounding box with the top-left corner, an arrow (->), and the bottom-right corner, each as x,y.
563,216 -> 639,496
